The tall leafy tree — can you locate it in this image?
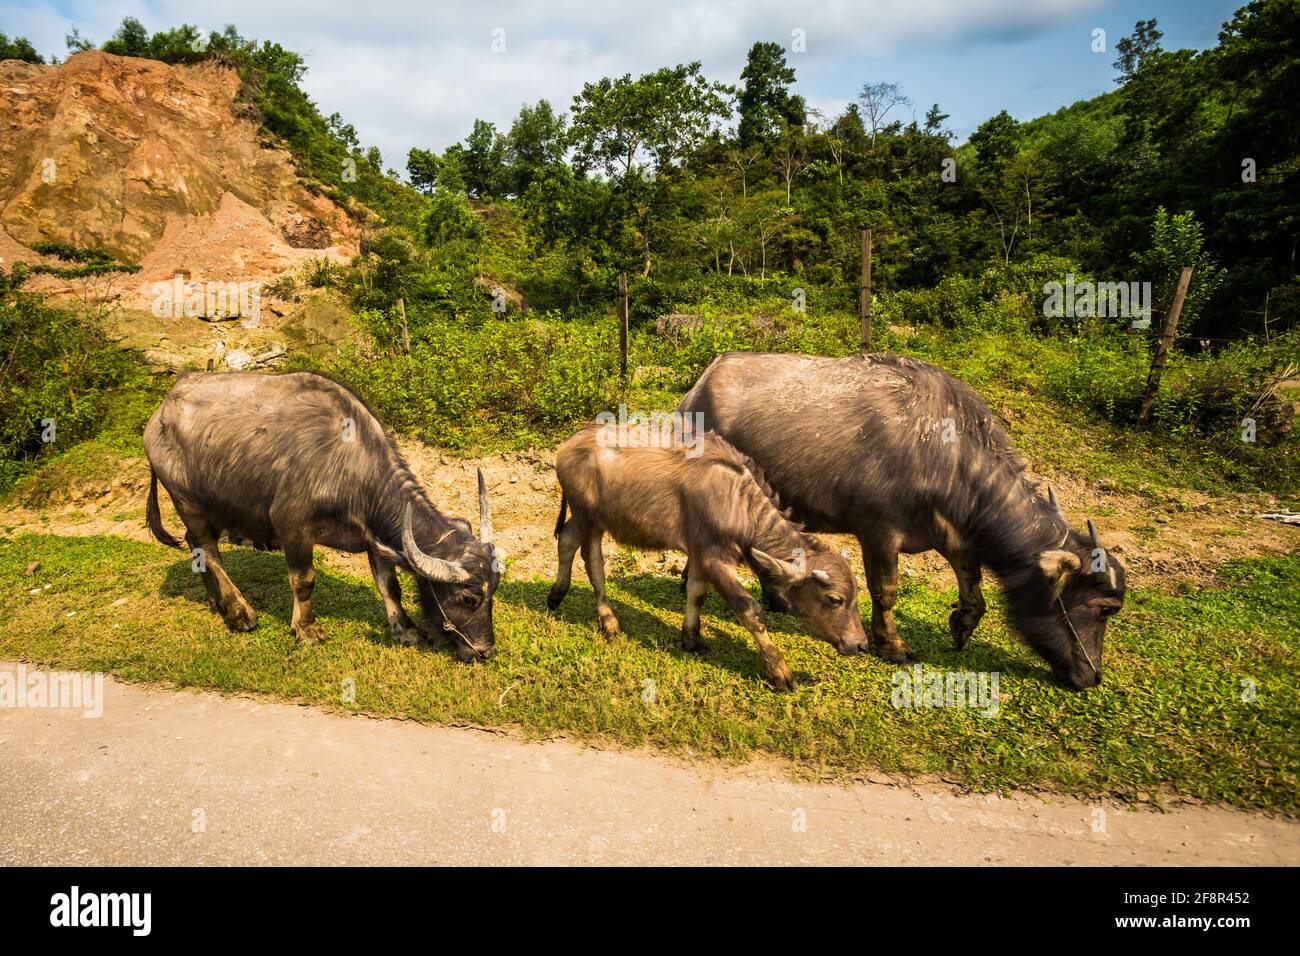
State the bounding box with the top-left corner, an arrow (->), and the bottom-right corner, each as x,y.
737,41 -> 805,149
568,62 -> 732,275
506,100 -> 568,197
1113,18 -> 1163,82
568,63 -> 733,177
461,119 -> 508,198
406,147 -> 439,194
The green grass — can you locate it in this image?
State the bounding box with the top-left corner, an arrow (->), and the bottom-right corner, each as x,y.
3,533 -> 1296,811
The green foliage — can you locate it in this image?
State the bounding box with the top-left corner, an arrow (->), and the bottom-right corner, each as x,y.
421,190 -> 483,245
25,242 -> 141,280
0,32 -> 44,63
299,257 -> 339,289
737,41 -> 805,148
406,147 -> 439,194
0,281 -> 148,494
1131,207 -> 1221,325
306,310 -> 618,449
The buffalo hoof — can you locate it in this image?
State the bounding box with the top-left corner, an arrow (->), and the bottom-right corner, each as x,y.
949,610 -> 974,651
680,628 -> 706,654
873,641 -> 914,663
293,622 -> 325,646
390,622 -> 420,647
223,603 -> 258,632
545,588 -> 565,612
598,613 -> 622,639
766,667 -> 796,693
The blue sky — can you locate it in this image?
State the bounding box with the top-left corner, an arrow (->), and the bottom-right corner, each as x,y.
3,1 -> 1242,169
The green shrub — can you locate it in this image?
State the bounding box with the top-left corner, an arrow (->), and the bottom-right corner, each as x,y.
0,279 -> 149,495
308,310 -> 619,449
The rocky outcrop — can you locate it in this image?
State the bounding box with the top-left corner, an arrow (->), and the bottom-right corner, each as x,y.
0,51 -> 355,311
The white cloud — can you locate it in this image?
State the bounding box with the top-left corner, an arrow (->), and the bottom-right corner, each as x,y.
2,0 -> 1104,168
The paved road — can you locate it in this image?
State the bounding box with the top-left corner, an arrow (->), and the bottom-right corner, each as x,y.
1,662 -> 1295,865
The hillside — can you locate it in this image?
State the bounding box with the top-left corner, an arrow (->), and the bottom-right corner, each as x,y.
0,50 -> 356,351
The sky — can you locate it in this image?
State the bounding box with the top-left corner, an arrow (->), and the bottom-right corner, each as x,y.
4,1 -> 1242,173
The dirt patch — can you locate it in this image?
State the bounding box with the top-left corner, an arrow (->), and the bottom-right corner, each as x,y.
2,440 -> 1295,593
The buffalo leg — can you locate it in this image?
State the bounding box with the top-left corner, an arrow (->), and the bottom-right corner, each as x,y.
368,551 -> 420,646
580,527 -> 621,637
179,517 -> 257,632
944,549 -> 986,651
748,554 -> 791,613
705,558 -> 795,692
860,537 -> 914,662
547,515 -> 583,611
283,539 -> 324,646
680,560 -> 710,653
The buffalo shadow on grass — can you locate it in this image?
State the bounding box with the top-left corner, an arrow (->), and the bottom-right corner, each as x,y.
506,573 -> 842,687
509,568 -> 1062,689
890,605 -> 1062,687
158,546 -> 457,653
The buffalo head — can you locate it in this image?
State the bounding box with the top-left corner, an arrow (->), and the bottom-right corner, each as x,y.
1030,508 -> 1126,690
751,547 -> 870,656
400,469 -> 501,661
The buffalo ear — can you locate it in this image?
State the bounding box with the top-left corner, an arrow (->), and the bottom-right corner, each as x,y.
1037,549 -> 1082,597
751,548 -> 808,587
372,540 -> 405,565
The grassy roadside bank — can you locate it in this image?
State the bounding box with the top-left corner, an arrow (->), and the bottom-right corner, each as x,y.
3,533 -> 1296,812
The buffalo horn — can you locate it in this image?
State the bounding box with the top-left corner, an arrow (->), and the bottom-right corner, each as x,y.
477,468 -> 494,545
402,502 -> 472,584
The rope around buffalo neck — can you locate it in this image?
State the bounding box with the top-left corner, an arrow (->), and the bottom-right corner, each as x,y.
1057,595 -> 1098,676
427,586 -> 487,661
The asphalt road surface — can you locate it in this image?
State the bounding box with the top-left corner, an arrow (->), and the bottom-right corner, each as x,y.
2,662 -> 1296,865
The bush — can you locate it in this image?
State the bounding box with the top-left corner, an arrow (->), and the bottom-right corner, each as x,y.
0,279 -> 148,495
309,310 -> 619,449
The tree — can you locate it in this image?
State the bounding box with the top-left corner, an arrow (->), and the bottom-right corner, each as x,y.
568,62 -> 732,275
969,109 -> 1021,167
858,81 -> 910,149
422,190 -> 482,245
1114,19 -> 1163,82
773,121 -> 808,203
65,27 -> 94,54
737,41 -> 805,149
437,145 -> 468,194
568,62 -> 733,178
0,33 -> 44,63
923,104 -> 950,138
407,148 -> 440,194
506,100 -> 567,197
461,119 -> 508,198
102,17 -> 151,58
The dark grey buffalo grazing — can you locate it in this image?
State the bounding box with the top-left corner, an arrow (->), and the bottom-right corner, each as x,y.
548,422 -> 869,690
678,352 -> 1125,690
144,371 -> 499,660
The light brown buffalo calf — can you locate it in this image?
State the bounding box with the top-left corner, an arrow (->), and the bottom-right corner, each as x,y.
548,421 -> 868,690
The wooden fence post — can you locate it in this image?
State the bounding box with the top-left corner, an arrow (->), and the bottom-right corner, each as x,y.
618,272 -> 629,379
1136,265 -> 1193,425
859,229 -> 873,354
396,297 -> 411,356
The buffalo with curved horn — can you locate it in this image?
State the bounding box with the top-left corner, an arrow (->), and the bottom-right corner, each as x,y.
144,371 -> 499,660
679,352 -> 1125,689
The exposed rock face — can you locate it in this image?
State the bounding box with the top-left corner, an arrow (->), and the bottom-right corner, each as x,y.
0,50 -> 355,312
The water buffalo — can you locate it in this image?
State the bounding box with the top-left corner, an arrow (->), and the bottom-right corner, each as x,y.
678,352 -> 1125,689
548,421 -> 868,690
144,371 -> 499,660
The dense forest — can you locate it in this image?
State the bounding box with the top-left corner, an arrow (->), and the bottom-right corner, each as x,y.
10,3 -> 1296,339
